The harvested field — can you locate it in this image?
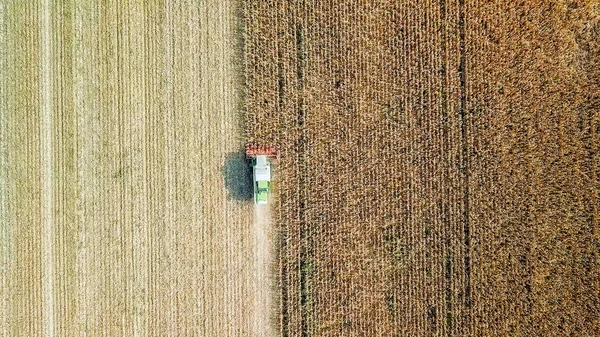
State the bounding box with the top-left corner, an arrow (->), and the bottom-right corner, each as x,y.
245,0 -> 600,336
0,1 -> 277,336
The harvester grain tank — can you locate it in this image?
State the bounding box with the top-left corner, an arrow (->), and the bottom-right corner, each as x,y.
246,144 -> 278,205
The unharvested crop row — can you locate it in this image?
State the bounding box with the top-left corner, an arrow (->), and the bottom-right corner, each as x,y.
245,0 -> 599,336
465,1 -> 600,335
246,0 -> 470,335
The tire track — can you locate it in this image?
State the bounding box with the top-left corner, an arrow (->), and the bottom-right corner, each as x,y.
0,2 -> 8,335
40,0 -> 55,335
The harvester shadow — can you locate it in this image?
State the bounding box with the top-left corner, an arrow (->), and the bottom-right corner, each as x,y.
223,149 -> 253,201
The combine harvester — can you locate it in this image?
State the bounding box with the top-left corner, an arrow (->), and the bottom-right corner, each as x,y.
246,144 -> 278,205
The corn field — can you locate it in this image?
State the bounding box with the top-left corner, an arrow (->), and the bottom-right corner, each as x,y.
245,0 -> 600,336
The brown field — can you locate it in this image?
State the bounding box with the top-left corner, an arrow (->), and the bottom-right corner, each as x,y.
0,1 -> 277,336
245,0 -> 600,336
1,0 -> 599,336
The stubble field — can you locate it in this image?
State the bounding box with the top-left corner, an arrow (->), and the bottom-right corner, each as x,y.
245,0 -> 599,336
1,1 -> 277,336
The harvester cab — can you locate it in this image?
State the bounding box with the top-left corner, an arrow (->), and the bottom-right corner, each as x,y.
246,144 -> 278,205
